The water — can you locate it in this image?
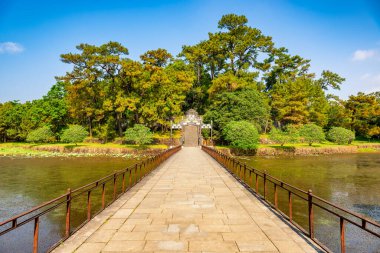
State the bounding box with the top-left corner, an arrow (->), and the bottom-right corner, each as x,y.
0,156 -> 137,253
1,154 -> 379,252
238,153 -> 380,253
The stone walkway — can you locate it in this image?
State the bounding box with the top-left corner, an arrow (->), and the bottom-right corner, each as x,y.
53,147 -> 321,253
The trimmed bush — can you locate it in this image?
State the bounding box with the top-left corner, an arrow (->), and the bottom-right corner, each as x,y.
299,123 -> 325,146
26,126 -> 55,143
125,124 -> 153,146
61,125 -> 88,145
223,121 -> 259,150
327,127 -> 355,144
269,125 -> 299,146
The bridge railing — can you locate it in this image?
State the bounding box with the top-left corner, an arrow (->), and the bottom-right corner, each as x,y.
0,145 -> 181,253
201,145 -> 380,253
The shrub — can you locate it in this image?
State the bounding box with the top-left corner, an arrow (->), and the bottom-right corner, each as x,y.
223,121 -> 259,150
124,124 -> 153,146
61,125 -> 88,145
299,123 -> 325,146
327,127 -> 355,144
269,126 -> 299,146
26,126 -> 55,143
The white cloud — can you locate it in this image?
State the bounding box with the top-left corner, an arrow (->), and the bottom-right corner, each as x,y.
359,73 -> 380,93
361,73 -> 380,84
0,42 -> 24,54
352,49 -> 377,61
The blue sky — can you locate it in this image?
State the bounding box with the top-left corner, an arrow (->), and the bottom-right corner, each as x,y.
0,0 -> 379,102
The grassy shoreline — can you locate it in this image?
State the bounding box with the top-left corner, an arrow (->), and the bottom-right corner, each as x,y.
0,142 -> 168,158
1,140 -> 379,158
217,141 -> 380,156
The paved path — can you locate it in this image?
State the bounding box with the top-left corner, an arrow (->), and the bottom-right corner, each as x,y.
54,147 -> 320,253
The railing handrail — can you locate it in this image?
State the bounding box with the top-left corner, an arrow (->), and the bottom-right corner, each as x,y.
201,145 -> 380,253
0,145 -> 181,252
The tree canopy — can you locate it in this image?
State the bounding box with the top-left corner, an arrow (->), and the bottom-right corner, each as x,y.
0,13 -> 378,144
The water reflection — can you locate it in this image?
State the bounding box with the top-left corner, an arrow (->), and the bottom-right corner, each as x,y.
239,153 -> 380,252
0,156 -> 136,252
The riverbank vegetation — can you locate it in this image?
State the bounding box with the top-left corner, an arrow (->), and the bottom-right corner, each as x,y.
0,142 -> 167,157
0,14 -> 379,151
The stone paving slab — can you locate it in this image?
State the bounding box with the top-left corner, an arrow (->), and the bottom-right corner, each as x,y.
53,147 -> 322,253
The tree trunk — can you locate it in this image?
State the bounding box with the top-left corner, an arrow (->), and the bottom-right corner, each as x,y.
88,118 -> 93,137
210,63 -> 215,80
117,112 -> 123,136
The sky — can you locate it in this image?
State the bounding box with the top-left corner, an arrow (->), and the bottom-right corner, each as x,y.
0,0 -> 379,103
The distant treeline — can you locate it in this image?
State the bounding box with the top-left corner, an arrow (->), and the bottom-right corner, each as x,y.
0,14 -> 379,143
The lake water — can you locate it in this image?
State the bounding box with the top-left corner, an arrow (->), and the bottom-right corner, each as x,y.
238,153 -> 380,253
0,154 -> 379,252
0,156 -> 137,253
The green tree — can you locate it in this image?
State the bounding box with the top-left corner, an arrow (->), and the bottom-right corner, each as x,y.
326,95 -> 350,129
327,127 -> 355,145
208,72 -> 257,96
61,125 -> 88,145
204,88 -> 271,133
317,70 -> 345,90
299,124 -> 325,146
271,78 -> 309,126
345,92 -> 380,138
0,101 -> 26,141
223,121 -> 259,150
136,60 -> 194,130
263,47 -> 313,91
140,48 -> 172,67
26,126 -> 55,143
216,14 -> 273,75
58,41 -> 130,137
124,124 -> 153,146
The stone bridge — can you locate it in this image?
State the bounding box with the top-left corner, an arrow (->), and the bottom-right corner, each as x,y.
53,147 -> 320,253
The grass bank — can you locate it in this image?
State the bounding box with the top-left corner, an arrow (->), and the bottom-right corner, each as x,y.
0,142 -> 168,158
216,140 -> 380,156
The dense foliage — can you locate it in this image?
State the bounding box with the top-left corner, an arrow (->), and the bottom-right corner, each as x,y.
124,124 -> 153,146
26,126 -> 55,143
223,121 -> 259,150
61,125 -> 89,144
327,127 -> 355,145
0,14 -> 379,144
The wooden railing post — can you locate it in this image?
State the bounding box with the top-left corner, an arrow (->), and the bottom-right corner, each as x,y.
308,190 -> 314,238
340,217 -> 346,253
101,183 -> 106,210
129,169 -> 132,187
65,188 -> 71,237
288,191 -> 293,222
122,172 -> 125,192
263,171 -> 267,200
134,164 -> 138,185
33,217 -> 39,253
113,172 -> 117,200
255,174 -> 259,193
244,164 -> 247,182
249,170 -> 252,187
274,184 -> 278,209
87,190 -> 91,221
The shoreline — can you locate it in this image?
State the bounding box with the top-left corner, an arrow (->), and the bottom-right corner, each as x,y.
217,144 -> 380,156
0,143 -> 167,158
1,143 -> 380,158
